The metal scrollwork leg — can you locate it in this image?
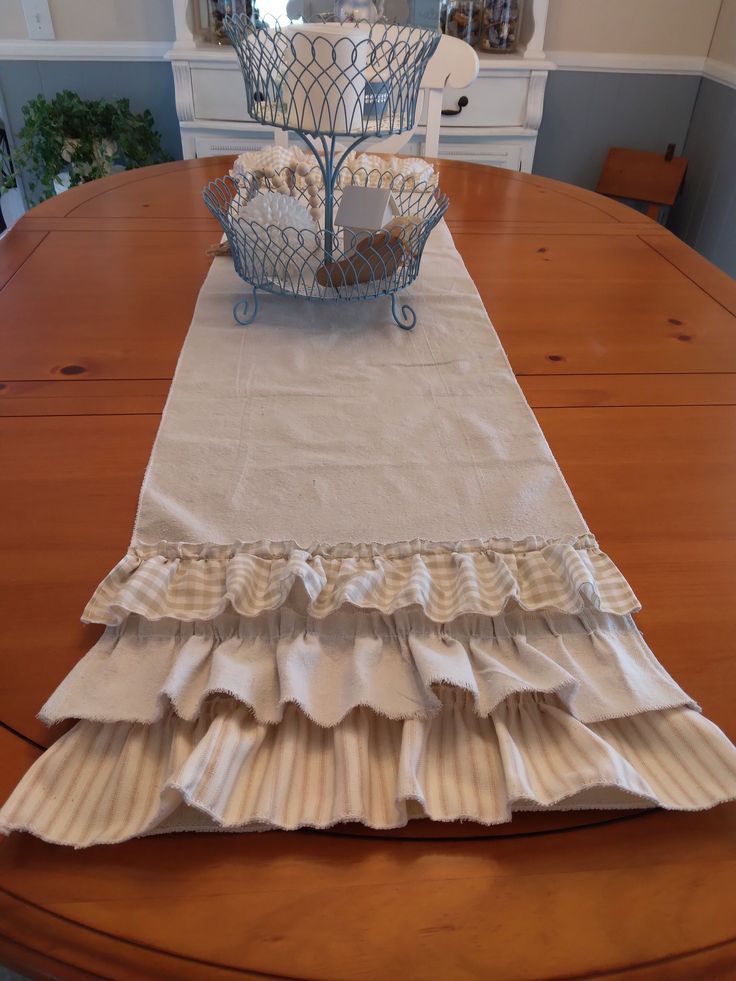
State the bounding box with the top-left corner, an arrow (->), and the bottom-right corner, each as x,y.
391,293 -> 417,331
233,287 -> 260,326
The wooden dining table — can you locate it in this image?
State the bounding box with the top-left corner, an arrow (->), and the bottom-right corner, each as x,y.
1,156 -> 735,980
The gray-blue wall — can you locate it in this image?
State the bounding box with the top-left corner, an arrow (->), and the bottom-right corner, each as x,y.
533,69 -> 735,279
669,78 -> 736,279
533,70 -> 700,190
0,59 -> 182,185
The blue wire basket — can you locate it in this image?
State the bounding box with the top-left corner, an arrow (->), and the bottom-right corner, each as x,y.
225,17 -> 440,138
203,166 -> 448,330
208,13 -> 445,329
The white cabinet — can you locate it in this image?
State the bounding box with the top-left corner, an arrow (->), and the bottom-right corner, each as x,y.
436,73 -> 530,128
192,66 -> 250,121
167,0 -> 551,172
194,134 -> 275,157
435,140 -> 525,169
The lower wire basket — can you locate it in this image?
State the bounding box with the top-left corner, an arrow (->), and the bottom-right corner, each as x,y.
203,166 -> 449,329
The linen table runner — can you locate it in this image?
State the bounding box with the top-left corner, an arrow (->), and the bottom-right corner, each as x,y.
3,222 -> 735,846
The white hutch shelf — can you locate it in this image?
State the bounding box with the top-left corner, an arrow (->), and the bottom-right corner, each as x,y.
167,0 -> 550,171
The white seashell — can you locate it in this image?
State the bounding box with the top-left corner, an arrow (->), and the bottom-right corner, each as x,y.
231,146 -> 292,177
233,191 -> 320,279
340,152 -> 438,190
231,145 -> 322,183
237,190 -> 317,229
309,207 -> 321,222
296,161 -> 311,176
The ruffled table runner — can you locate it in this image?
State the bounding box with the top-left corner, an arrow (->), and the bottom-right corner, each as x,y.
3,221 -> 736,847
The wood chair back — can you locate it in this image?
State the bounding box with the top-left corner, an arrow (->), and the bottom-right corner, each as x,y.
596,146 -> 688,221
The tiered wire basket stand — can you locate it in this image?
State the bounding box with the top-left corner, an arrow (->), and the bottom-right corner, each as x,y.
203,15 -> 447,329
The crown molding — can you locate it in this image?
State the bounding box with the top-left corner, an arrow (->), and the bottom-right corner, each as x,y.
0,39 -> 171,61
702,57 -> 736,90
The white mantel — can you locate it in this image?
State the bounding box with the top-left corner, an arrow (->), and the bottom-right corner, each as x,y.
167,0 -> 551,171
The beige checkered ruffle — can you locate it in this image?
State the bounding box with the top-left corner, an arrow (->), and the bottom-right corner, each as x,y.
82,534 -> 640,626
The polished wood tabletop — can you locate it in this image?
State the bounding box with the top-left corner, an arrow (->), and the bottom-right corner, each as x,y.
1,157 -> 736,980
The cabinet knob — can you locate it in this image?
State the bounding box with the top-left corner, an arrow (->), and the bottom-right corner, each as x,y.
441,96 -> 469,117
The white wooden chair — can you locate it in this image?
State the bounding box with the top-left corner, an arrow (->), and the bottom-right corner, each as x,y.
273,32 -> 479,158
380,33 -> 479,157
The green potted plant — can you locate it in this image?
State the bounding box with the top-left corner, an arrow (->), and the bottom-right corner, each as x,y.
4,89 -> 172,202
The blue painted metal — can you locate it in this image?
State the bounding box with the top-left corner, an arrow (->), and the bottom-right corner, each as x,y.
203,15 -> 444,328
391,292 -> 417,330
225,16 -> 439,141
233,286 -> 260,325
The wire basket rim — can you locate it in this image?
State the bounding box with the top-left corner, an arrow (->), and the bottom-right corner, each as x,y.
203,170 -> 448,303
223,14 -> 441,139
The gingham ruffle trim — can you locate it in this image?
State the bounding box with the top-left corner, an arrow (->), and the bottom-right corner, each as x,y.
82,534 -> 640,626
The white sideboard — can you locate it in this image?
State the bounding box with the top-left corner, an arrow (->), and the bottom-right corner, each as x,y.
167,0 -> 551,171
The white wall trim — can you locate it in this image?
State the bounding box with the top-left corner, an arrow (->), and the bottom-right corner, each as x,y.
703,57 -> 736,90
0,39 -> 171,61
548,50 -> 706,76
0,38 -> 731,87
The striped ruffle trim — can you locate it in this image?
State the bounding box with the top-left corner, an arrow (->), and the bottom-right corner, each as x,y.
82,534 -> 640,625
3,690 -> 736,847
5,535 -> 735,847
41,609 -> 695,729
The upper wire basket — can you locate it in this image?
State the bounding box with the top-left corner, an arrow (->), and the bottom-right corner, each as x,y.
225,15 -> 440,137
203,166 -> 448,307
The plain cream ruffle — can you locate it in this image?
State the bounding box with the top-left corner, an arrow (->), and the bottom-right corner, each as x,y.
4,689 -> 736,848
42,609 -> 693,728
82,534 -> 640,626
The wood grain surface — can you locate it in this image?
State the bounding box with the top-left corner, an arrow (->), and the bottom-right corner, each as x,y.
1,156 -> 735,980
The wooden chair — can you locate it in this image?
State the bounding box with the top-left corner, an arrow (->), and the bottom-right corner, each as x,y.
273,30 -> 479,158
596,145 -> 688,223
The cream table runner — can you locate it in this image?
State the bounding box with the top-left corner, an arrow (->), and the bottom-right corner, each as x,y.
2,222 -> 736,846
